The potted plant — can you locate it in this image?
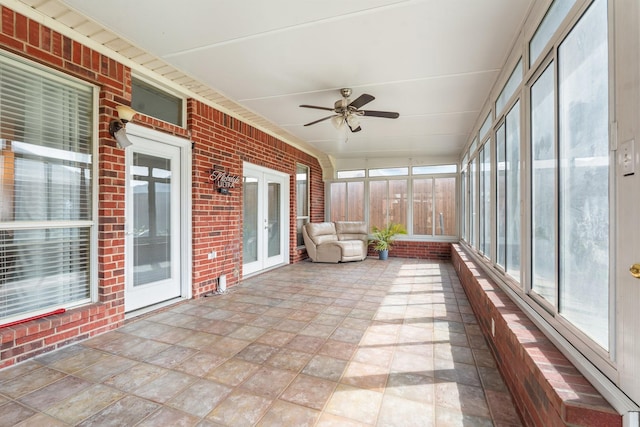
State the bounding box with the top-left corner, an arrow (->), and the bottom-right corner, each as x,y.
370,222 -> 407,260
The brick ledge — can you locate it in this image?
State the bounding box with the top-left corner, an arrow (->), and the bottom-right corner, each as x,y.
0,303 -> 122,369
451,244 -> 621,427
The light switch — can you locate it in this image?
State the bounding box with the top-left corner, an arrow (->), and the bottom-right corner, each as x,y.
620,139 -> 635,176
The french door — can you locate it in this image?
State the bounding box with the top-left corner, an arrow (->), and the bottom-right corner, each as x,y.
124,125 -> 191,312
243,163 -> 289,276
618,138 -> 640,406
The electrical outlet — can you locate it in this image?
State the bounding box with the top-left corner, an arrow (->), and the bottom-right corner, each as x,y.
207,251 -> 217,260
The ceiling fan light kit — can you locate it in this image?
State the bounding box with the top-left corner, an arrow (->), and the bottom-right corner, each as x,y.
331,116 -> 344,129
346,114 -> 361,132
300,88 -> 399,133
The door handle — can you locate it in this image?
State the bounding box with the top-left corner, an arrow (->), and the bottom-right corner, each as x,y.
630,264 -> 640,279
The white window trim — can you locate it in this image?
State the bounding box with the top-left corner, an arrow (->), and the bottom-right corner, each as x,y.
0,50 -> 100,319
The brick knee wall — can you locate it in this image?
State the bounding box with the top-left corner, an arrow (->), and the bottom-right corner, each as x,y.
0,304 -> 120,369
451,244 -> 621,427
366,240 -> 452,260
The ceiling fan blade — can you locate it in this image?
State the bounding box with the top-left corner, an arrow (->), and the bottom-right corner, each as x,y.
347,123 -> 362,133
303,115 -> 335,126
300,104 -> 335,111
348,94 -> 375,109
361,110 -> 400,119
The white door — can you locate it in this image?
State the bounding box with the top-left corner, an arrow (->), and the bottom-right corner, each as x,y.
618,137 -> 640,406
243,163 -> 289,276
124,127 -> 188,312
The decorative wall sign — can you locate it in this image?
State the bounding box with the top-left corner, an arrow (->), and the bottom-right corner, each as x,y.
209,166 -> 240,194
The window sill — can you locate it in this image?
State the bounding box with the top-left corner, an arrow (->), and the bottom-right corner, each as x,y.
451,244 -> 626,426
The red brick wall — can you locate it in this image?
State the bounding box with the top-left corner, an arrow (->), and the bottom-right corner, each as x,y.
451,244 -> 621,427
0,5 -> 130,368
188,101 -> 323,297
0,5 -> 324,367
367,240 -> 452,260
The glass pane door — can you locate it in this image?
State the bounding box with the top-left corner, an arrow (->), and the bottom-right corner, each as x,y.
267,181 -> 281,258
125,135 -> 182,312
242,163 -> 288,276
243,177 -> 259,264
132,153 -> 171,286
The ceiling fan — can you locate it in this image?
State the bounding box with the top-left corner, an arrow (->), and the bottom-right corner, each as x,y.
300,88 -> 399,133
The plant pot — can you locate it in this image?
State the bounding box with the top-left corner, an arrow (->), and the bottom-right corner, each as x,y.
378,249 -> 389,260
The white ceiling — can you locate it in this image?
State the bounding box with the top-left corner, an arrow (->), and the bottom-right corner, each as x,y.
48,0 -> 535,168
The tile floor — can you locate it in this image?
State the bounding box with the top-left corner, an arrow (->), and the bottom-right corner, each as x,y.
0,258 -> 522,426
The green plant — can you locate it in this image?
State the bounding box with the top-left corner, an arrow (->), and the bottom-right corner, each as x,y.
370,222 -> 407,251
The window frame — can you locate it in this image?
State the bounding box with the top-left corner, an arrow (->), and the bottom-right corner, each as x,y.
469,156 -> 478,248
495,100 -> 523,284
336,169 -> 365,179
328,180 -> 366,222
368,178 -> 408,231
131,75 -> 186,127
460,165 -> 467,242
412,175 -> 458,237
295,163 -> 310,247
459,0 -> 614,374
330,165 -> 458,240
478,137 -> 492,259
0,51 -> 99,322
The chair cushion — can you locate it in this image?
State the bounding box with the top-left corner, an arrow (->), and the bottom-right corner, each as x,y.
305,222 -> 338,245
335,240 -> 364,257
335,221 -> 367,241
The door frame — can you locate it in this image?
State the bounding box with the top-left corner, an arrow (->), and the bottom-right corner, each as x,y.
617,136 -> 640,408
124,123 -> 192,312
242,162 -> 290,276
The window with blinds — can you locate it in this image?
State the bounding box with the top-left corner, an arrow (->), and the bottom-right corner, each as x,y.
295,164 -> 309,247
0,53 -> 95,322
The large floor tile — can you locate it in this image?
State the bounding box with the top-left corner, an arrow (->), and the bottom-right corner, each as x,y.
0,258 -> 522,426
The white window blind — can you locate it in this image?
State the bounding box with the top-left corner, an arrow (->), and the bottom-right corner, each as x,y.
0,53 -> 94,322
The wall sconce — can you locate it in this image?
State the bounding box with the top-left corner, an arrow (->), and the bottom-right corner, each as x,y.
109,105 -> 137,148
